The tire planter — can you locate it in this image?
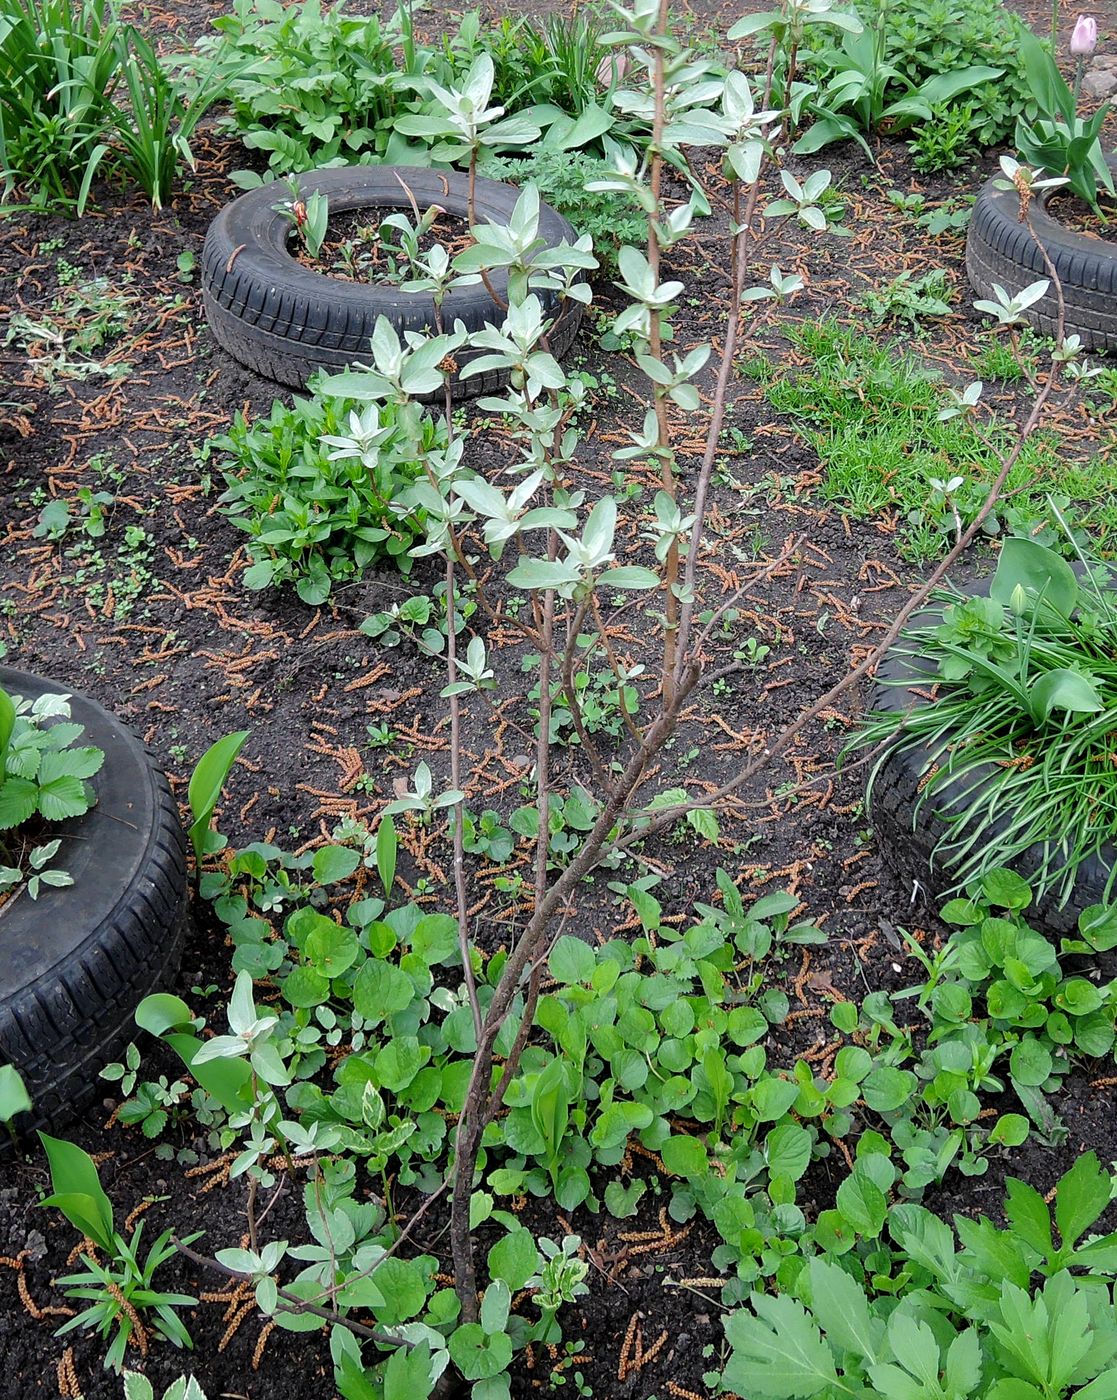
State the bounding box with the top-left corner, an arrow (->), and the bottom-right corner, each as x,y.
966,156 -> 1117,353
0,667 -> 187,1143
868,579 -> 1117,937
201,165 -> 586,395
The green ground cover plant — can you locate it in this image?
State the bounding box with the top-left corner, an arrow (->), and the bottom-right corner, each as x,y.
789,0 -> 1032,164
214,382 -> 441,603
189,0 -> 627,186
84,25 -> 1104,1390
763,320 -> 1117,560
723,1150 -> 1117,1400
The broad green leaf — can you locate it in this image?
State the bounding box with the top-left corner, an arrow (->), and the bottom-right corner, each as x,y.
991,537 -> 1078,616
369,1257 -> 428,1325
376,814 -> 397,896
1009,1039 -> 1052,1088
135,993 -> 195,1036
981,868 -> 1032,911
411,913 -> 459,965
752,1076 -> 800,1122
487,1228 -> 539,1290
918,64 -> 1001,105
283,965 -> 330,1008
312,845 -> 360,884
0,776 -> 38,829
989,1113 -> 1029,1147
38,1132 -> 114,1251
375,1035 -> 428,1091
807,1258 -> 878,1362
765,1123 -> 812,1182
1029,668 -> 1103,720
449,1323 -> 513,1381
661,1134 -> 709,1178
36,773 -> 89,821
836,1171 -> 887,1237
0,1064 -> 31,1124
1077,1375 -> 1117,1400
480,1279 -> 511,1336
305,921 -> 359,978
862,1066 -> 916,1112
353,959 -> 415,1022
549,936 -> 595,985
1054,1152 -> 1110,1251
1004,1176 -> 1054,1258
272,1277 -> 330,1332
598,566 -> 661,590
723,1293 -> 839,1397
187,731 -> 248,865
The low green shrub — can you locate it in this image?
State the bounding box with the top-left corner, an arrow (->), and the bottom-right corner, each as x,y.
882,0 -> 1032,147
793,0 -> 1032,161
857,537 -> 1117,909
215,380 -> 440,604
190,0 -> 623,184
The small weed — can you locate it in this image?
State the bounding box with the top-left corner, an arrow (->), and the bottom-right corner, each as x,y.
863,269 -> 953,327
909,102 -> 976,173
886,189 -> 972,235
5,277 -> 134,384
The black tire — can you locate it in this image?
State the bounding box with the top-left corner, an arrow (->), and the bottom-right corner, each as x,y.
201,165 -> 586,395
966,157 -> 1117,352
0,667 -> 188,1145
868,579 -> 1116,935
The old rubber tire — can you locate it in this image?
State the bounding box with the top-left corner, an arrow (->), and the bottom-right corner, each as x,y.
201,165 -> 586,395
868,577 -> 1116,936
966,156 -> 1117,352
0,667 -> 188,1144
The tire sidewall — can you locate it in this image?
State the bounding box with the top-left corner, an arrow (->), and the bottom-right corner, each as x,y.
201,164 -> 586,392
0,667 -> 187,1137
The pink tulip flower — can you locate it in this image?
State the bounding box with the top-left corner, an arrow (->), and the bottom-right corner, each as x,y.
1070,14 -> 1098,56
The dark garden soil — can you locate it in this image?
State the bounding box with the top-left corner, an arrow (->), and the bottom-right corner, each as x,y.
1046,190 -> 1117,240
294,207 -> 476,285
3,0 -> 1117,1396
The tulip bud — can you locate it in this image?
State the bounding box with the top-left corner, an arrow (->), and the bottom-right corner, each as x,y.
595,53 -> 628,89
1070,14 -> 1098,55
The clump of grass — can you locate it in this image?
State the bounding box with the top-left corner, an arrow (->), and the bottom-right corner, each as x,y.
764,320 -> 1116,556
854,537 -> 1117,908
